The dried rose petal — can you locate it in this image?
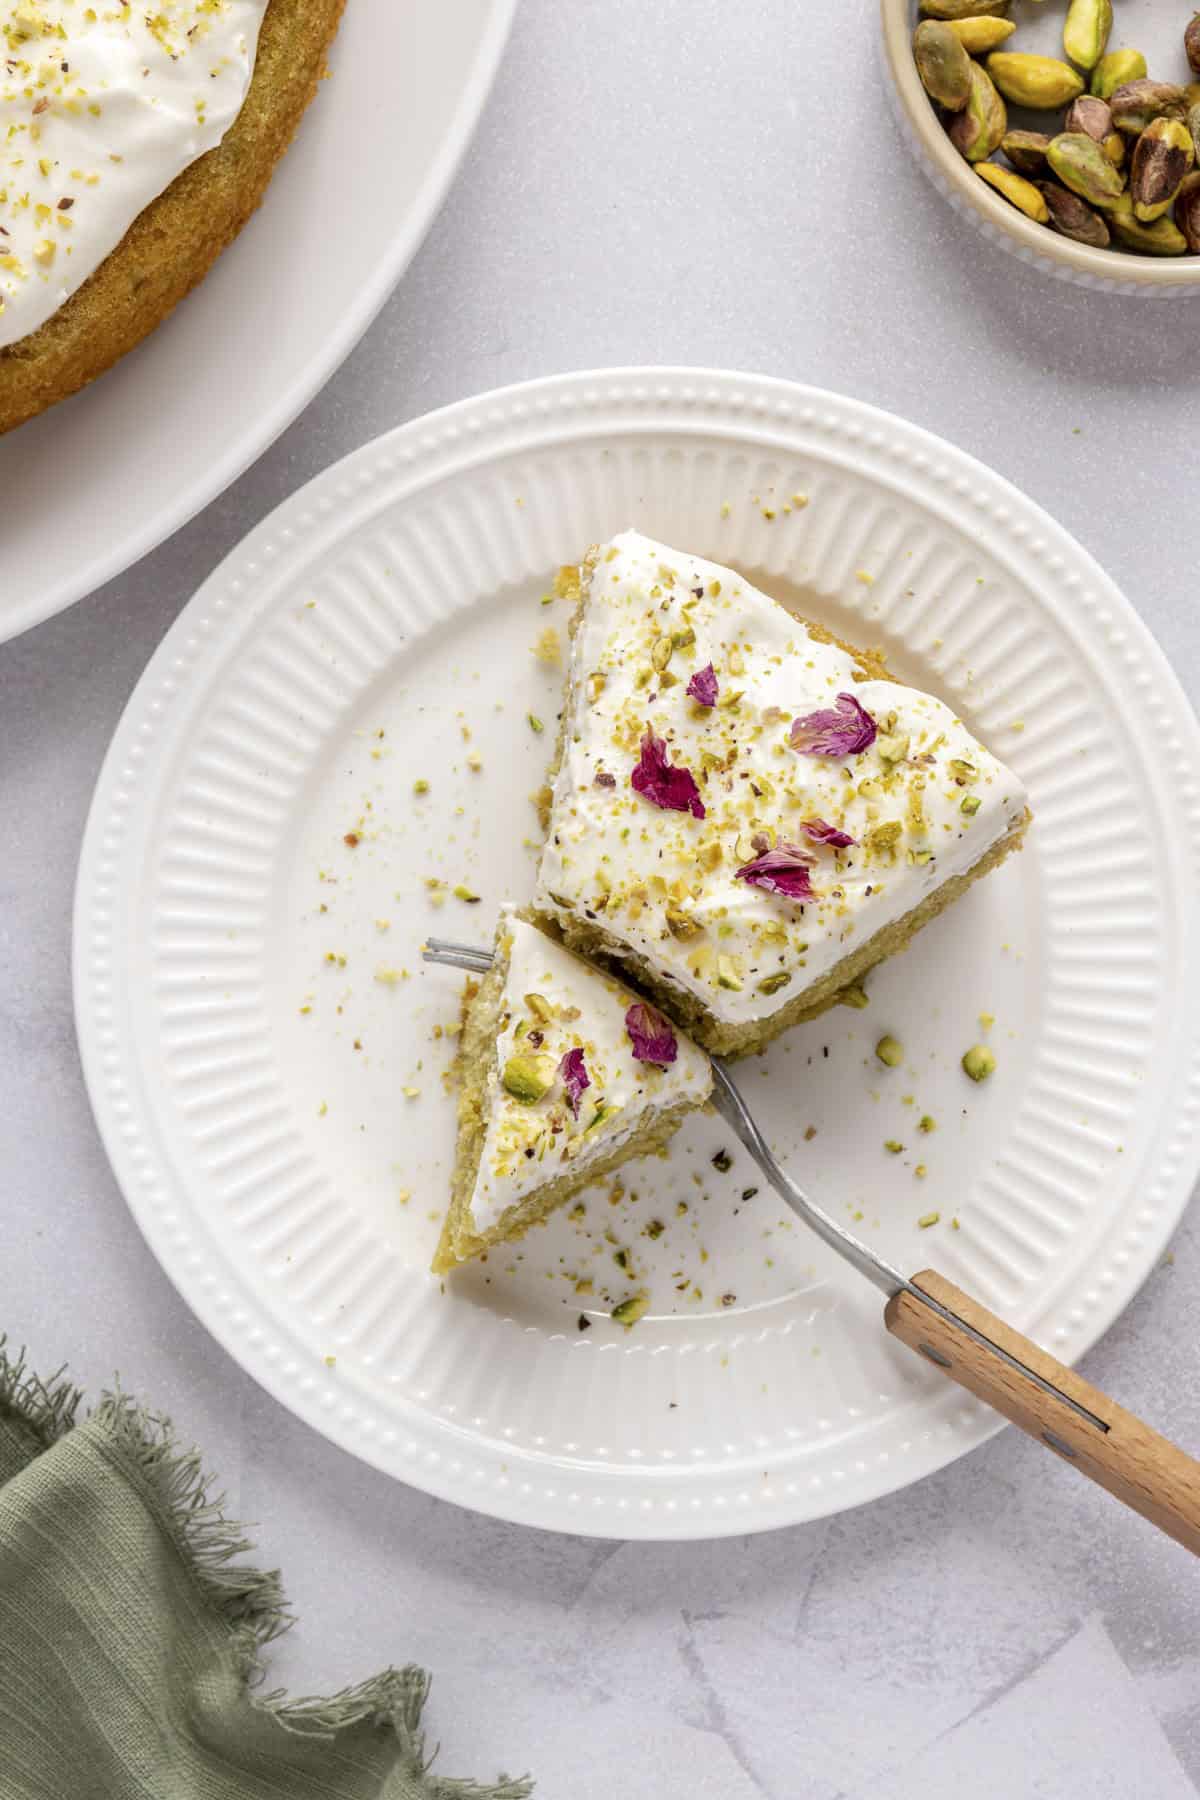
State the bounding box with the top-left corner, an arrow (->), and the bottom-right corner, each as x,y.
625,1001 -> 678,1066
800,817 -> 858,849
559,1047 -> 590,1117
789,693 -> 877,757
686,664 -> 719,707
734,840 -> 816,902
630,728 -> 706,820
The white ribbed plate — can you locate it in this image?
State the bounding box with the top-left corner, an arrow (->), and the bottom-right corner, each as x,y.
75,369 -> 1200,1539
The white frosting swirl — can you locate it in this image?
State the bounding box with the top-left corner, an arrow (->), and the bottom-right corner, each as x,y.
1,0 -> 268,350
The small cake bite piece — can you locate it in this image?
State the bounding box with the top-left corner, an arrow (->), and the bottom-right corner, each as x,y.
535,530 -> 1030,1057
433,909 -> 712,1274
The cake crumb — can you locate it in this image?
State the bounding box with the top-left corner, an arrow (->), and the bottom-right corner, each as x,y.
531,626 -> 562,668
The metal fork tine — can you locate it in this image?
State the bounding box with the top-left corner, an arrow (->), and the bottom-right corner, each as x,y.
422,938 -> 494,974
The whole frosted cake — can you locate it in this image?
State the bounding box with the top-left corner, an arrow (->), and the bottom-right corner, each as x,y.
535,530 -> 1030,1056
0,0 -> 345,432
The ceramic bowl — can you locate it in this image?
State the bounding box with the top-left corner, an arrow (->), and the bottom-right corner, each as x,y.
881,0 -> 1200,297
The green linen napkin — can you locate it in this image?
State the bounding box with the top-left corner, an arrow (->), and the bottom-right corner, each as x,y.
0,1342 -> 532,1800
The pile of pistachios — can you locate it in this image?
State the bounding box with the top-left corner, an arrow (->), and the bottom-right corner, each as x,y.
912,1 -> 1200,257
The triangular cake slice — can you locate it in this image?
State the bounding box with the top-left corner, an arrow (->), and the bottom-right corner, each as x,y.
534,530 -> 1030,1057
433,908 -> 712,1274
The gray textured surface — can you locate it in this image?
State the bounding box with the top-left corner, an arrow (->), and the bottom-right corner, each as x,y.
4,1 -> 1200,1793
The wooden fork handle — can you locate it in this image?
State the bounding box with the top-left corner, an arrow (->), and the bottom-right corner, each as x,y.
885,1270 -> 1200,1556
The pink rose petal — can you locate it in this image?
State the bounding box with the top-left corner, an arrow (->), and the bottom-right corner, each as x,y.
800,817 -> 858,849
559,1047 -> 590,1118
625,1001 -> 678,1067
789,693 -> 877,757
686,664 -> 719,708
630,728 -> 706,820
734,840 -> 816,902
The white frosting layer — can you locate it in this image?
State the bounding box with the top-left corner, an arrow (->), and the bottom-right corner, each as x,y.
469,911 -> 711,1236
0,0 -> 268,350
536,531 -> 1028,1028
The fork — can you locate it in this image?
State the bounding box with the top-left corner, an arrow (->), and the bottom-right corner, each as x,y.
424,936 -> 1200,1554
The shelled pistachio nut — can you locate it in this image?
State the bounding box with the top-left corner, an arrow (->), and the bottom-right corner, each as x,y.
1046,131 -> 1127,206
1065,0 -> 1115,73
1102,130 -> 1125,166
977,161 -> 1050,220
1038,180 -> 1112,245
1188,83 -> 1200,108
914,21 -> 973,110
949,60 -> 1007,160
1063,94 -> 1112,141
1001,129 -> 1052,174
945,15 -> 1015,53
920,0 -> 1010,16
1063,0 -> 1112,72
1175,171 -> 1200,250
1189,101 -> 1200,161
1090,48 -> 1146,100
1130,115 -> 1196,221
1187,14 -> 1200,77
501,1052 -> 558,1104
1108,192 -> 1188,253
988,51 -> 1084,108
1109,80 -> 1188,135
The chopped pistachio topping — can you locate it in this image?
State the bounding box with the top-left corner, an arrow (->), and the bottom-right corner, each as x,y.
875,1034 -> 903,1068
716,954 -> 743,992
961,1044 -> 997,1083
501,1053 -> 557,1104
611,1292 -> 650,1329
